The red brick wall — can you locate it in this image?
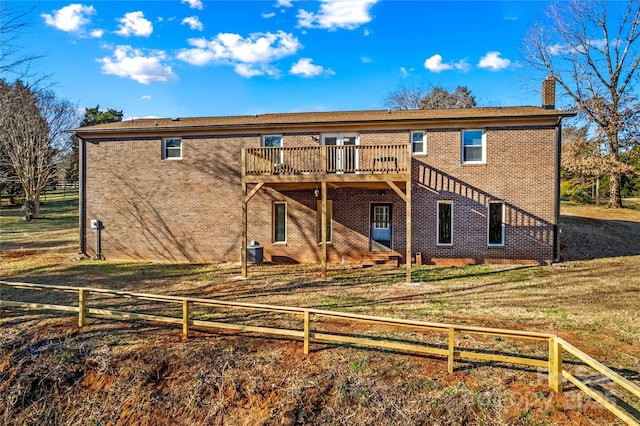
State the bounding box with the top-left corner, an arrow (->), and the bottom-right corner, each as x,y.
84,124 -> 557,265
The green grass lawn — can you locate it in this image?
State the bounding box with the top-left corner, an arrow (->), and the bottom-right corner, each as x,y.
0,190 -> 78,249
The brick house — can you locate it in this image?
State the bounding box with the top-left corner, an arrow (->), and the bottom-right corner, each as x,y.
73,78 -> 573,281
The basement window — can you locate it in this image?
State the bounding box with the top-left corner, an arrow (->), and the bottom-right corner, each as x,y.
437,201 -> 453,246
488,201 -> 505,246
273,202 -> 287,243
163,138 -> 182,160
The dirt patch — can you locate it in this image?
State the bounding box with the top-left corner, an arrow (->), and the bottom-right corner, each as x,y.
0,315 -> 623,425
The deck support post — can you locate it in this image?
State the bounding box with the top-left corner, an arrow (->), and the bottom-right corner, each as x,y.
241,150 -> 248,278
405,145 -> 412,283
321,180 -> 327,280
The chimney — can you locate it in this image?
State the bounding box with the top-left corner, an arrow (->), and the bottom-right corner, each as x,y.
542,76 -> 555,109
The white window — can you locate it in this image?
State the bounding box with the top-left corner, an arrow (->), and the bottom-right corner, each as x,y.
263,135 -> 283,164
273,202 -> 287,243
437,201 -> 453,246
461,130 -> 486,164
316,200 -> 332,243
488,201 -> 505,246
163,138 -> 182,160
411,131 -> 426,155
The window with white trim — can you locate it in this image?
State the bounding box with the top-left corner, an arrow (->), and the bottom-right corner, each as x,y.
437,201 -> 453,246
461,129 -> 485,163
488,201 -> 505,246
411,131 -> 426,155
263,135 -> 283,165
273,202 -> 287,243
163,138 -> 182,160
316,200 -> 332,243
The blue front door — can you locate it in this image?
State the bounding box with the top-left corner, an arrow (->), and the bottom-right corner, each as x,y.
370,203 -> 392,251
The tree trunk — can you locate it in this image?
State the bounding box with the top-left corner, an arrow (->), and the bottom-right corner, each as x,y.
608,173 -> 623,208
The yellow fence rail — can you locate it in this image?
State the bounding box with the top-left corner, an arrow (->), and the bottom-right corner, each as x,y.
1,280 -> 638,425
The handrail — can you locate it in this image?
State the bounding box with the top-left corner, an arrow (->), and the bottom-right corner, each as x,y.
244,144 -> 409,176
1,280 -> 638,424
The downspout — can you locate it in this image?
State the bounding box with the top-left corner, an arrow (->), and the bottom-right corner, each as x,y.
553,119 -> 562,263
78,135 -> 87,255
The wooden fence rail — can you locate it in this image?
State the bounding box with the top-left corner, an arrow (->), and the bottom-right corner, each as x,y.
1,280 -> 638,425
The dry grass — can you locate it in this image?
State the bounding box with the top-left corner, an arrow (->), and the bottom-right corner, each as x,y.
1,197 -> 639,425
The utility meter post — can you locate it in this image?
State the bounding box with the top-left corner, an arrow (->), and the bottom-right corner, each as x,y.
90,220 -> 105,260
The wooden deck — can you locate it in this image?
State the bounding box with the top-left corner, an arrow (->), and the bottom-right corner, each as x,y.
243,144 -> 410,186
241,144 -> 413,282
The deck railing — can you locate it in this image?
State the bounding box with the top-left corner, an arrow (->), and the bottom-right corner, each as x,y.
244,144 -> 409,176
2,280 -> 639,425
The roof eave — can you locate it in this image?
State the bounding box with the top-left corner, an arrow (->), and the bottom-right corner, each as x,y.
70,111 -> 576,135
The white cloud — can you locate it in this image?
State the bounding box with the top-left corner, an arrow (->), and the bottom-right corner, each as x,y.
547,43 -> 566,55
478,51 -> 511,70
276,0 -> 293,7
98,45 -> 176,84
399,66 -> 414,77
115,11 -> 153,37
454,58 -> 471,72
235,63 -> 278,78
182,0 -> 203,10
139,95 -> 153,100
297,0 -> 378,30
90,29 -> 104,38
363,28 -> 371,36
262,12 -> 276,19
290,58 -> 333,77
42,4 -> 95,33
424,54 -> 453,73
181,16 -> 203,31
177,31 -> 301,77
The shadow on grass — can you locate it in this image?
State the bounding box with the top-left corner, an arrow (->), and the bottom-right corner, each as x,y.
559,215 -> 640,261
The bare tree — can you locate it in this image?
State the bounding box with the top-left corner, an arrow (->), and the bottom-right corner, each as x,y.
0,1 -> 43,79
0,81 -> 78,217
384,86 -> 476,110
419,86 -> 476,109
383,86 -> 428,110
522,0 -> 640,208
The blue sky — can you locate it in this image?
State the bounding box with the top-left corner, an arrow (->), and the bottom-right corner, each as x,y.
10,0 -> 560,119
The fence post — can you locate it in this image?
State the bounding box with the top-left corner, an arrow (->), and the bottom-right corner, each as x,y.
549,336 -> 563,393
303,310 -> 310,355
78,289 -> 86,328
182,299 -> 190,340
448,327 -> 455,373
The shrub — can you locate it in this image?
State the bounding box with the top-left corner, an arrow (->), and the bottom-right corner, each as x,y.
570,189 -> 593,204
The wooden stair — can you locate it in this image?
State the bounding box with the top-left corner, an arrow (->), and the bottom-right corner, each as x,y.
362,253 -> 401,268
